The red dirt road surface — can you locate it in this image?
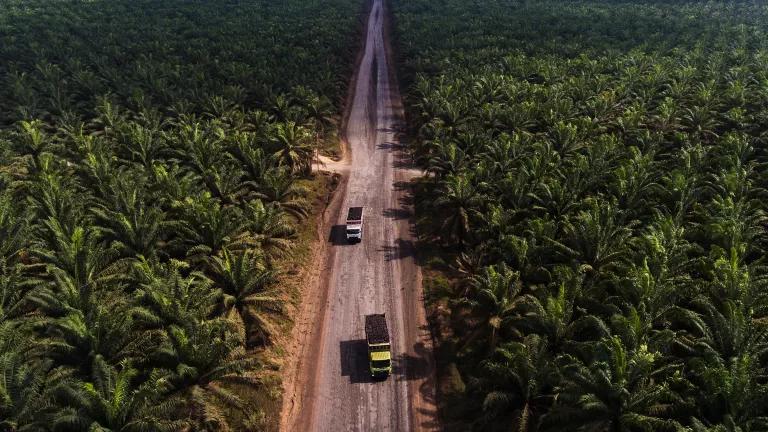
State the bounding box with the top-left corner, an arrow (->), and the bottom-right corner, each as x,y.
279,0 -> 440,430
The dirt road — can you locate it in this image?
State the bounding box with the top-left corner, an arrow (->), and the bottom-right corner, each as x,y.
279,0 -> 439,430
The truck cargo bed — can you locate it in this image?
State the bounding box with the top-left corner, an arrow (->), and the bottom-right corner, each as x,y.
364,314 -> 389,344
347,206 -> 363,221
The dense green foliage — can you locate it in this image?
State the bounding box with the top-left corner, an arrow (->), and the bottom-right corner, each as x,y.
393,0 -> 768,430
0,0 -> 358,126
0,0 -> 360,430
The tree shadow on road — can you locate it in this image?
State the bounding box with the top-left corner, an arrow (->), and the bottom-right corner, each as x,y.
382,207 -> 412,220
394,339 -> 442,429
398,192 -> 415,209
392,146 -> 417,169
339,339 -> 378,384
376,141 -> 404,151
378,238 -> 416,261
393,158 -> 417,170
392,180 -> 412,192
393,341 -> 432,381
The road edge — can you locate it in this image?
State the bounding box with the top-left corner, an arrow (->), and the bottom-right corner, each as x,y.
277,1 -> 374,430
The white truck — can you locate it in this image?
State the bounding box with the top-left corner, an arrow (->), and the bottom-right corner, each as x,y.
346,207 -> 363,243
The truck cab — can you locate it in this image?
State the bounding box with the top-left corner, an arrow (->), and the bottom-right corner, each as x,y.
368,344 -> 392,377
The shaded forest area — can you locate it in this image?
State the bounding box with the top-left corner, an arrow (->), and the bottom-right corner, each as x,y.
392,0 -> 768,431
0,0 -> 360,430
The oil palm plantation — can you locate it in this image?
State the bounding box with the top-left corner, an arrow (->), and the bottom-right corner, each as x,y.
396,0 -> 768,429
0,0 -> 358,428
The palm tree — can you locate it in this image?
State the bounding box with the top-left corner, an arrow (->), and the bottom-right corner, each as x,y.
609,147 -> 662,217
543,337 -> 685,432
425,142 -> 470,180
689,417 -> 748,432
132,259 -> 219,329
517,269 -> 610,352
31,224 -> 119,299
0,325 -> 54,432
529,177 -> 581,236
206,249 -> 281,346
13,120 -> 51,169
90,98 -> 125,138
702,195 -> 764,262
251,170 -> 309,219
243,199 -> 295,260
0,260 -> 36,328
115,122 -> 171,170
476,334 -> 553,431
147,163 -> 199,208
51,356 -> 183,432
303,93 -> 335,135
681,295 -> 768,429
429,174 -> 486,248
200,162 -> 250,206
545,199 -> 637,278
477,133 -> 525,177
154,319 -> 263,431
461,263 -> 526,351
228,134 -> 277,187
682,105 -> 720,142
168,119 -> 251,205
269,94 -> 299,123
169,193 -> 252,260
547,121 -> 585,157
91,181 -> 171,261
132,264 -> 263,429
25,156 -> 85,242
293,86 -> 335,155
0,192 -> 30,264
169,118 -> 227,178
30,275 -> 153,375
270,121 -> 313,175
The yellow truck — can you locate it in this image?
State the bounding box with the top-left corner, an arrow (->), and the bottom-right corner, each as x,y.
365,314 -> 392,378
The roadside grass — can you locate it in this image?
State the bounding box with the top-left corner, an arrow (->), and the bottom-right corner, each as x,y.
264,168 -> 340,431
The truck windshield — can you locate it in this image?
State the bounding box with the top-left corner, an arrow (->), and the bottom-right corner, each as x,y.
372,359 -> 390,368
347,229 -> 361,234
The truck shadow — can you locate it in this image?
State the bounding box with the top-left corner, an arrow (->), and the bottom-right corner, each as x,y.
339,339 -> 378,384
329,225 -> 352,246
